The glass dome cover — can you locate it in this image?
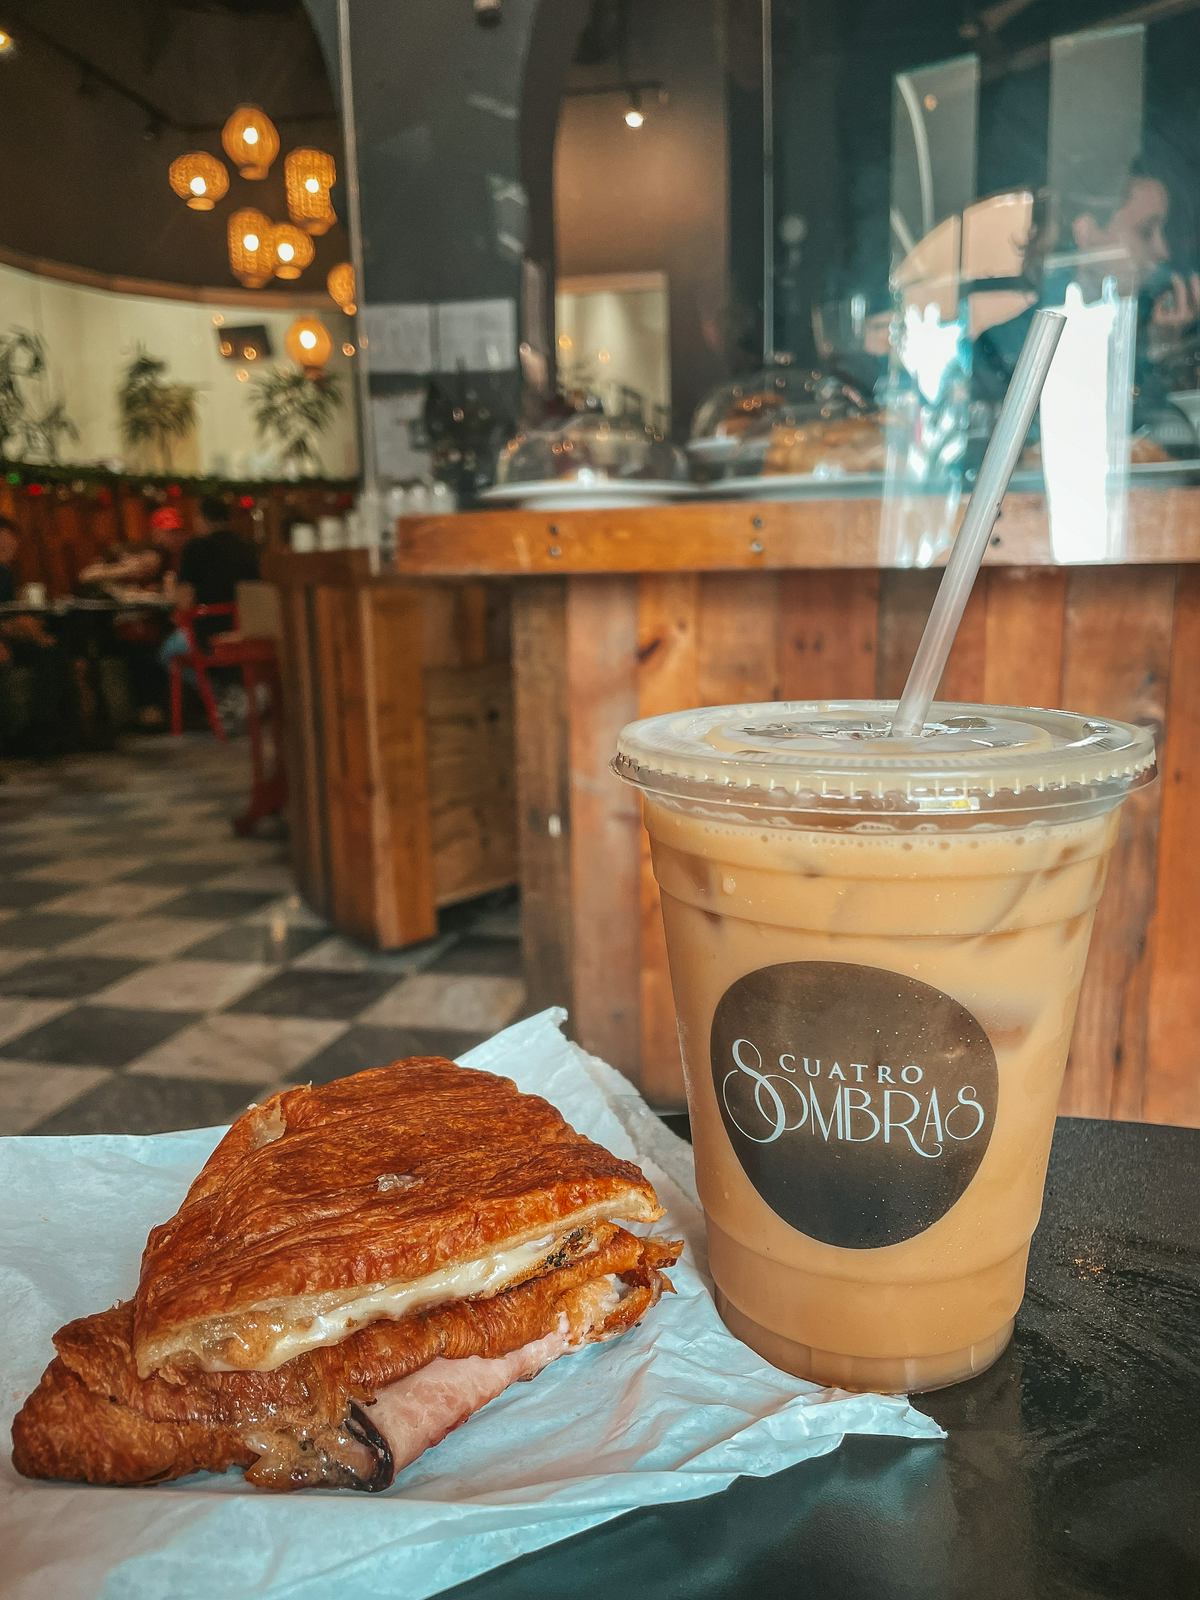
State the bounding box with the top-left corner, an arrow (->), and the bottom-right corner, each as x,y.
496,412 -> 685,485
690,360 -> 870,444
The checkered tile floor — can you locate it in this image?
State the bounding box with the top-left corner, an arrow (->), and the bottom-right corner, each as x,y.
0,739 -> 524,1135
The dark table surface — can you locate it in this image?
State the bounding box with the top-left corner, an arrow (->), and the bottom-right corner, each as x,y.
447,1116 -> 1199,1600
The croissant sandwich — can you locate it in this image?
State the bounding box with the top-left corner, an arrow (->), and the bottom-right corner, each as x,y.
12,1057 -> 681,1492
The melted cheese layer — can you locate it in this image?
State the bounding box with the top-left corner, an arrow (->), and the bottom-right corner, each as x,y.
206,1233 -> 569,1372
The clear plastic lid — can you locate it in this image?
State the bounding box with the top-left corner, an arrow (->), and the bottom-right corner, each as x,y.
614,701 -> 1156,816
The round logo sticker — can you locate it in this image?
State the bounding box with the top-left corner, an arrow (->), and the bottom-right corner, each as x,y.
710,962 -> 998,1249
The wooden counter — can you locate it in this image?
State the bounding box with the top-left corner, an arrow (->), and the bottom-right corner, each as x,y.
265,549 -> 516,947
390,494 -> 1200,1129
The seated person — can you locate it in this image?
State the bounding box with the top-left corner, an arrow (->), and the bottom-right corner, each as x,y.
159,497 -> 260,726
0,517 -> 80,756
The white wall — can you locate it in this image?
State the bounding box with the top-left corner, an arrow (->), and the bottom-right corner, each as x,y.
0,262 -> 359,478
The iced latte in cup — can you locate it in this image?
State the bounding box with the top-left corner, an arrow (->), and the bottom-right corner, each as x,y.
615,701 -> 1155,1392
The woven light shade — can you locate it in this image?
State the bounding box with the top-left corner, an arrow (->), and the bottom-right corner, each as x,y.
285,315 -> 334,370
168,152 -> 228,212
227,208 -> 273,287
221,105 -> 280,180
269,222 -> 315,281
326,261 -> 357,315
285,148 -> 337,235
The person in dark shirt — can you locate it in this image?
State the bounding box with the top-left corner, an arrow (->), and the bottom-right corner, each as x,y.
0,518 -> 80,755
175,496 -> 260,642
157,498 -> 260,727
0,516 -> 19,603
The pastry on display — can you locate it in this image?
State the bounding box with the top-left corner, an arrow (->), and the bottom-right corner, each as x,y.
763,411 -> 888,475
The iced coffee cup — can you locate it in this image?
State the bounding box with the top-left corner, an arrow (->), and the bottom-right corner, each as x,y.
615,700 -> 1155,1392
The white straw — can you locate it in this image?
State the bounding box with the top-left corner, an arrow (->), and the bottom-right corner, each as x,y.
891,308 -> 1066,738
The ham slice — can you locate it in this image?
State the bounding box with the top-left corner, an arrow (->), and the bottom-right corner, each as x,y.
364,1316 -> 573,1476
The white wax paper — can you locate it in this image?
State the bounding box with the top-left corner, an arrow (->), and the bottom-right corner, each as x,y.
0,1009 -> 942,1599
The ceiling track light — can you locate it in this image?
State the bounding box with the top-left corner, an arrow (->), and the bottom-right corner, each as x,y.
624,89 -> 645,129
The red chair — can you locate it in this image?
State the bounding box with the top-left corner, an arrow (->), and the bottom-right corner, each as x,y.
167,603 -> 238,740
204,632 -> 287,834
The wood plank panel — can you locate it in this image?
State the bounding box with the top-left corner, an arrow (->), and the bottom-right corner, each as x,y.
367,585 -> 439,947
512,581 -> 573,1017
938,578 -> 990,703
876,569 -> 989,706
1060,566 -> 1176,1120
395,488 -> 1200,578
566,576 -> 641,1079
876,570 -> 939,700
982,569 -> 1068,708
425,662 -> 517,905
636,573 -> 700,1108
778,569 -> 880,699
696,572 -> 781,703
276,582 -> 328,914
1146,565 -> 1200,1126
314,584 -> 381,942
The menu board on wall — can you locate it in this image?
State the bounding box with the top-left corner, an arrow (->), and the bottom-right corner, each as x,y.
360,299 -> 516,374
360,303 -> 435,374
434,299 -> 517,371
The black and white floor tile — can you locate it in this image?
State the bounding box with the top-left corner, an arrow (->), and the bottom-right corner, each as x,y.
0,738 -> 523,1136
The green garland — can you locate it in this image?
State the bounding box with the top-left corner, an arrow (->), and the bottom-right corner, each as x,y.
1,461 -> 359,495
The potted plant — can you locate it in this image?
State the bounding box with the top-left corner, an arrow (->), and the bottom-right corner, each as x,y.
0,327 -> 78,462
251,366 -> 342,475
118,348 -> 198,472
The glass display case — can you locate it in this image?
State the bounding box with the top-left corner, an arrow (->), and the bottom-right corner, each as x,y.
333,0 -> 1200,550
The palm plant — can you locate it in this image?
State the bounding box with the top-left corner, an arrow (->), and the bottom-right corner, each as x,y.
251,366 -> 342,473
118,348 -> 198,472
29,399 -> 79,464
0,327 -> 78,463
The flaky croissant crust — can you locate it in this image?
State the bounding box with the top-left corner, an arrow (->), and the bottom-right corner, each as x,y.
12,1229 -> 681,1490
134,1058 -> 663,1374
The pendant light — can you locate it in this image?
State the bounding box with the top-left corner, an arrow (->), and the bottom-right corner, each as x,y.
221,106 -> 280,180
227,208 -> 273,287
269,221 -> 315,281
326,262 -> 357,315
285,315 -> 334,372
168,153 -> 229,211
285,148 -> 337,235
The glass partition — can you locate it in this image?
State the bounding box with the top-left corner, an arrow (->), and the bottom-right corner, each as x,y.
322,0 -> 1200,533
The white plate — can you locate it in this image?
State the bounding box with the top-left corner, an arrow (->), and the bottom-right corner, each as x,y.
702,471 -> 888,500
1126,456 -> 1200,478
1168,391 -> 1200,431
479,479 -> 693,511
